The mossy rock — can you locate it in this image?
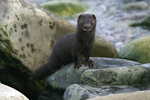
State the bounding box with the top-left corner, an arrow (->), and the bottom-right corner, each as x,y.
0,0 -> 76,99
81,66 -> 150,85
130,14 -> 150,27
40,1 -> 89,17
118,35 -> 150,63
91,35 -> 118,58
122,1 -> 149,11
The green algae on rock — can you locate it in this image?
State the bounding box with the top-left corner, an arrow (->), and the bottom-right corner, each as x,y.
130,14 -> 150,28
40,1 -> 89,17
118,35 -> 150,64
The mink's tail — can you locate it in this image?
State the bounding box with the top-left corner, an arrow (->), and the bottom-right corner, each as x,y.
32,62 -> 53,80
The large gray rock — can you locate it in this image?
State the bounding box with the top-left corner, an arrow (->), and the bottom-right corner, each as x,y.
0,83 -> 29,100
46,57 -> 140,90
38,57 -> 141,99
63,84 -> 140,100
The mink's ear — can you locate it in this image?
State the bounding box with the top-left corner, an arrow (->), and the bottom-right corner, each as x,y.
77,14 -> 83,22
91,14 -> 96,20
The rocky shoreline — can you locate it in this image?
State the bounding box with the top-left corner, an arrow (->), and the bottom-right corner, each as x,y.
0,0 -> 150,100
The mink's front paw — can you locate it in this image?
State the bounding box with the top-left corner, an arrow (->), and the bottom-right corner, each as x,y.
74,62 -> 81,68
85,60 -> 94,68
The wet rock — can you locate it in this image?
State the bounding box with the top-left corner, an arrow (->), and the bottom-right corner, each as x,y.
118,35 -> 150,63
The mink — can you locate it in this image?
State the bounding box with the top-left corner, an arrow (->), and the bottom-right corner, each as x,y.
33,14 -> 96,80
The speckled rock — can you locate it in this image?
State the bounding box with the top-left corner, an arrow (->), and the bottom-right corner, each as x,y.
40,1 -> 89,17
81,66 -> 150,85
0,0 -> 75,99
88,90 -> 150,100
0,83 -> 29,100
38,57 -> 140,99
46,57 -> 140,90
122,1 -> 149,11
118,35 -> 150,63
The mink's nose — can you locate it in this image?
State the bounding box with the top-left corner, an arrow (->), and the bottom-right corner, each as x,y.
83,24 -> 91,32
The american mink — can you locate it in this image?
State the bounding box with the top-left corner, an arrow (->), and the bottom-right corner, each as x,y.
33,14 -> 96,80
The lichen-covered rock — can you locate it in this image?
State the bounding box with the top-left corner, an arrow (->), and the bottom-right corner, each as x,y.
46,57 -> 140,90
40,1 -> 89,17
0,83 -> 29,100
122,1 -> 149,11
81,66 -> 150,85
118,35 -> 150,63
38,57 -> 140,99
88,90 -> 150,100
130,14 -> 150,27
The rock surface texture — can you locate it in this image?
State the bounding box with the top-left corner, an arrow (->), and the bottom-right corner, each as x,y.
37,57 -> 150,100
0,0 -> 117,99
118,35 -> 150,63
0,83 -> 29,100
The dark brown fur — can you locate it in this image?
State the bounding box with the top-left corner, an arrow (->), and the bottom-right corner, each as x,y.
33,14 -> 96,80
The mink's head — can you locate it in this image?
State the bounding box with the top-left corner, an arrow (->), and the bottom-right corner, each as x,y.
77,14 -> 96,32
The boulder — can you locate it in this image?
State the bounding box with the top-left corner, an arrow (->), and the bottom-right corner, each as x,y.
38,57 -> 141,99
88,90 -> 150,100
122,1 -> 149,11
0,0 -> 117,99
81,66 -> 150,85
0,0 -> 75,99
63,84 -> 140,100
118,35 -> 150,64
40,1 -> 89,17
0,83 -> 29,100
91,35 -> 118,58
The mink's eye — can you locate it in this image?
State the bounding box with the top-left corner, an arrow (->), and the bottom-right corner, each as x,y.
81,21 -> 84,24
90,22 -> 93,26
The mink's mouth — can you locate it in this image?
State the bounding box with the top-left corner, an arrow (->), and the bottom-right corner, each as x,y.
83,28 -> 91,32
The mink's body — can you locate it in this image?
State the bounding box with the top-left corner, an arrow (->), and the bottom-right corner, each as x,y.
33,14 -> 96,80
